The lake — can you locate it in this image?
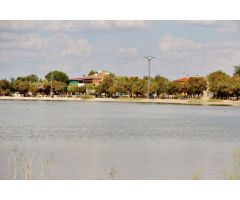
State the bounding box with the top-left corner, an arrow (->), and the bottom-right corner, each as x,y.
0,100 -> 240,179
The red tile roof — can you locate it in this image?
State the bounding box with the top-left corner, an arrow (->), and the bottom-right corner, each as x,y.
175,77 -> 189,82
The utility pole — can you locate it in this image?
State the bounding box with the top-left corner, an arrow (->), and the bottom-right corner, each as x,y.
144,56 -> 155,99
29,75 -> 32,96
50,72 -> 53,98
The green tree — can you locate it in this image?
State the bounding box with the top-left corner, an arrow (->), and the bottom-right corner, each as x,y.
167,81 -> 178,95
67,85 -> 79,94
151,75 -> 169,97
109,77 -> 128,96
208,71 -> 231,98
16,74 -> 39,82
123,77 -> 139,97
229,76 -> 240,99
0,79 -> 10,96
30,82 -> 42,96
13,80 -> 30,96
52,81 -> 67,95
86,83 -> 97,95
45,71 -> 69,83
42,81 -> 51,95
88,70 -> 98,76
132,78 -> 147,97
187,77 -> 207,97
96,75 -> 115,97
233,66 -> 240,77
78,85 -> 86,94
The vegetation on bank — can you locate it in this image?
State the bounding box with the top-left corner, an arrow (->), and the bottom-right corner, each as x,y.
1,66 -> 240,100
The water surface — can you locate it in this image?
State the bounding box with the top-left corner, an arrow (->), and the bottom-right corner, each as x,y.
0,100 -> 239,179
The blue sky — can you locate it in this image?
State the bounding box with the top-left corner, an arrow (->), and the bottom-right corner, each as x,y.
1,20 -> 240,80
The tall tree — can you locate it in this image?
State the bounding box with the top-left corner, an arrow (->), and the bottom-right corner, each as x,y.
16,74 -> 39,82
45,71 -> 69,83
233,66 -> 240,77
13,80 -> 30,96
96,75 -> 115,97
229,76 -> 240,99
187,77 -> 207,97
208,71 -> 231,98
132,78 -> 147,97
88,70 -> 98,76
151,75 -> 169,97
0,79 -> 10,96
52,81 -> 67,95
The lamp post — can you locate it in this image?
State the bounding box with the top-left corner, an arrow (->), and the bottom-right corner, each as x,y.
50,72 -> 53,98
29,75 -> 32,96
144,56 -> 155,99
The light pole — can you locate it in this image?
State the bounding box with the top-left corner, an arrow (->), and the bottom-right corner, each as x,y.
29,75 -> 32,96
50,72 -> 53,98
144,56 -> 155,99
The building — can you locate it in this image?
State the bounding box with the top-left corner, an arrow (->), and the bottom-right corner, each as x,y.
68,71 -> 110,87
68,77 -> 85,87
175,76 -> 189,83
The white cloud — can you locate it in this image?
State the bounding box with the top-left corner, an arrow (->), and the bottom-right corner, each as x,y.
157,33 -> 240,76
0,20 -> 151,32
87,21 -> 111,29
113,20 -> 150,28
0,21 -> 83,32
178,20 -> 240,33
0,32 -> 48,50
178,20 -> 218,27
159,34 -> 202,52
60,38 -> 93,57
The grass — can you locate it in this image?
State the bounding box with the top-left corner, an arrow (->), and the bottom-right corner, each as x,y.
117,97 -> 142,101
9,146 -> 54,180
109,166 -> 118,179
187,99 -> 203,104
80,95 -> 95,100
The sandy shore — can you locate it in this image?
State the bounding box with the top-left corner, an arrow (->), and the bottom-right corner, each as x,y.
1,96 -> 240,106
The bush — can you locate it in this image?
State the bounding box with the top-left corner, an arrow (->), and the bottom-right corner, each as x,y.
173,94 -> 185,99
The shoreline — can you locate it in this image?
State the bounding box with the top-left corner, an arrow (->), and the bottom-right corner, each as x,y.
1,96 -> 240,106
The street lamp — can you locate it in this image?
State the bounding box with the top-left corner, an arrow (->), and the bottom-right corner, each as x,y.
50,72 -> 53,98
144,56 -> 155,99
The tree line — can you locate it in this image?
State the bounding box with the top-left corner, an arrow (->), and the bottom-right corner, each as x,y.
0,71 -> 69,96
1,66 -> 240,99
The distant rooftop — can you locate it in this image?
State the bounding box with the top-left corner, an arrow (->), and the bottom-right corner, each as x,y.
69,70 -> 110,81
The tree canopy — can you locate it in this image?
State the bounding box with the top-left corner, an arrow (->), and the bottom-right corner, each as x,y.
208,70 -> 231,98
16,74 -> 39,82
45,71 -> 69,83
233,66 -> 240,77
187,77 -> 207,97
13,80 -> 30,96
0,79 -> 10,96
88,70 -> 98,76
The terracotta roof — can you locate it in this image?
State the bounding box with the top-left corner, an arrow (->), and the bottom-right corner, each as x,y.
175,77 -> 189,82
69,77 -> 85,81
175,76 -> 207,82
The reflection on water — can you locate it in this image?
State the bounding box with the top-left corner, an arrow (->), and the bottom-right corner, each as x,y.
0,100 -> 240,179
